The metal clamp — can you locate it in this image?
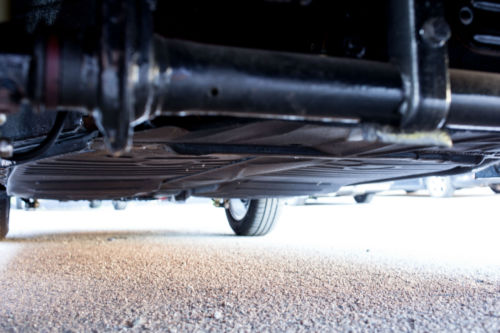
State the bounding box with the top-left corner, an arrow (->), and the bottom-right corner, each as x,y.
389,0 -> 451,130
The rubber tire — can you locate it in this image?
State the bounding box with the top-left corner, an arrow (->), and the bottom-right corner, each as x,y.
112,200 -> 127,210
425,176 -> 455,198
353,193 -> 375,204
15,197 -> 24,210
0,192 -> 10,240
89,200 -> 102,209
489,184 -> 500,194
225,198 -> 281,236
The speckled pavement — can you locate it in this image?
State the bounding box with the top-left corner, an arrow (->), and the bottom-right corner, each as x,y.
0,191 -> 499,332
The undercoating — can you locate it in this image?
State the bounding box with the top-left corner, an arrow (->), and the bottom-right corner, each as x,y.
6,120 -> 500,200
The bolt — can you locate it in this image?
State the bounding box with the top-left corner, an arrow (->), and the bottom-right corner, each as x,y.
459,7 -> 474,26
0,140 -> 13,158
420,17 -> 451,47
344,37 -> 366,59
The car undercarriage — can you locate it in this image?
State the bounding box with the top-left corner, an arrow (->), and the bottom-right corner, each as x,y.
1,0 -> 500,236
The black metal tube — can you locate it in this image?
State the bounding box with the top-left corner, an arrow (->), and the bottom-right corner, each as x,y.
448,69 -> 500,130
24,34 -> 500,132
153,38 -> 500,131
154,38 -> 404,125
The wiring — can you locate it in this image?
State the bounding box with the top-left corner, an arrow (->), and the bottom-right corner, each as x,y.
8,111 -> 69,163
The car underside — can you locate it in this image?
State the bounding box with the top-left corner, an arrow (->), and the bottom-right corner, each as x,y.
1,0 -> 500,236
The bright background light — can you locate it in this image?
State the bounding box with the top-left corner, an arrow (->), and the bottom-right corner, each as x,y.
3,187 -> 500,279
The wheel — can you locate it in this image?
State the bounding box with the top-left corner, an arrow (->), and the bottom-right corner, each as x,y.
353,193 -> 375,204
225,198 -> 282,236
425,176 -> 455,198
0,190 -> 10,240
15,197 -> 24,210
112,200 -> 127,210
24,198 -> 40,210
89,200 -> 102,209
489,184 -> 500,194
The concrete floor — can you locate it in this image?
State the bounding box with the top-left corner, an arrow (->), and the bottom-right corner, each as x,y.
0,189 -> 499,332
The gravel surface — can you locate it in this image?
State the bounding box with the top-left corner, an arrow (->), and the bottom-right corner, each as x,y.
0,190 -> 499,332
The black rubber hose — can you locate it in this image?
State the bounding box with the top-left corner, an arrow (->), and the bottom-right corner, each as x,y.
9,111 -> 69,163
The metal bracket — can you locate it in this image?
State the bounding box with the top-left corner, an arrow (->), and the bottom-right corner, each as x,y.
96,0 -> 155,154
347,124 -> 453,148
389,0 -> 451,130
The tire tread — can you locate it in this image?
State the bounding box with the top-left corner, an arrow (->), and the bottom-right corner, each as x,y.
226,198 -> 281,236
